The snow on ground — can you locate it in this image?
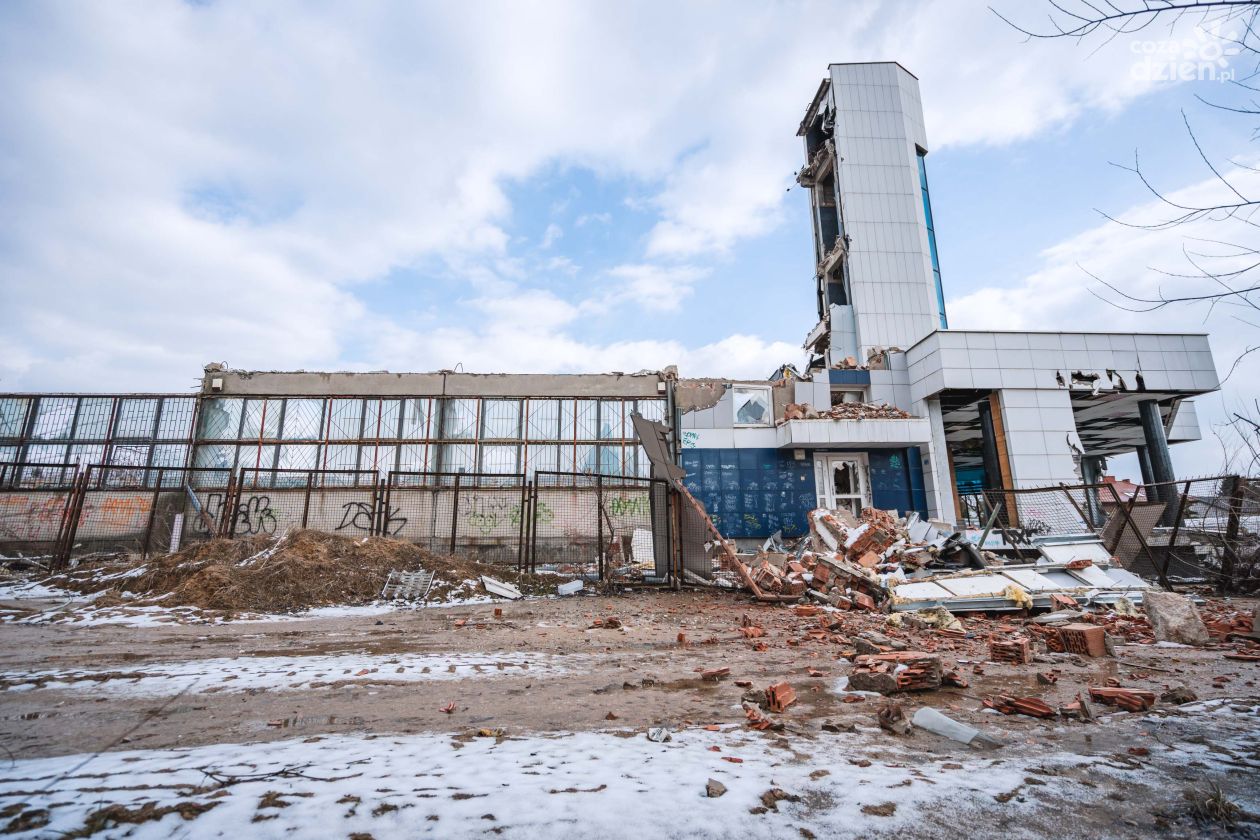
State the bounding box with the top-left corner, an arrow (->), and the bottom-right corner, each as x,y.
0,652 -> 574,697
3,699 -> 1257,839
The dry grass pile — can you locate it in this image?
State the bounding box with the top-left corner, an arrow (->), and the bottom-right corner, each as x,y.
49,530 -> 550,613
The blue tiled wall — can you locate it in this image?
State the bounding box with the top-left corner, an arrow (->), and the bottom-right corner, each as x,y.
681,446 -> 927,538
680,448 -> 816,538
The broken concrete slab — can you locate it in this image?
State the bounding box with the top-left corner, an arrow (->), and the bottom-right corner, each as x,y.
1143,590 -> 1210,646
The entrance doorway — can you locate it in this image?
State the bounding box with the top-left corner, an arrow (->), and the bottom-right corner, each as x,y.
814,454 -> 869,516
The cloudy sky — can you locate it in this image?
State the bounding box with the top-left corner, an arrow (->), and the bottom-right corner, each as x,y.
0,1 -> 1255,473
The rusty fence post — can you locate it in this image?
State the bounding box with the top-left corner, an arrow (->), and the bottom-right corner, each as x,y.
450,473 -> 462,555
529,480 -> 540,574
141,468 -> 164,559
301,472 -> 313,529
1221,475 -> 1246,594
1162,479 -> 1192,585
596,474 -> 605,581
516,479 -> 528,573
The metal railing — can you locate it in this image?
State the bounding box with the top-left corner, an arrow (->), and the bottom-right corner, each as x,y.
0,462 -> 682,580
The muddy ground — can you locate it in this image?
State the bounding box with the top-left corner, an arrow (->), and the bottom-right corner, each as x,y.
1,589 -> 1258,837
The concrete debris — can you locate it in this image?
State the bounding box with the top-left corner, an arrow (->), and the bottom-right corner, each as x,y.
1142,590 -> 1211,646
480,576 -> 523,600
876,701 -> 912,735
849,652 -> 942,694
705,779 -> 727,798
1088,686 -> 1156,712
557,580 -> 584,597
1160,686 -> 1199,705
646,727 -> 672,743
781,402 -> 913,422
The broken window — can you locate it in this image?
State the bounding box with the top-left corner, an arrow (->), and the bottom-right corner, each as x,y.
400,399 -> 432,439
198,398 -> 243,440
733,386 -> 772,426
598,400 -> 626,440
441,399 -> 478,440
193,444 -> 234,470
635,399 -> 666,424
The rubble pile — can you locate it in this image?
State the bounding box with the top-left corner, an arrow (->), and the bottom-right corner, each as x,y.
781,402 -> 914,422
43,530 -> 551,613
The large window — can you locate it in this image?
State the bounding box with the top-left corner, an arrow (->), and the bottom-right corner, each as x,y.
733,386 -> 772,427
917,149 -> 948,330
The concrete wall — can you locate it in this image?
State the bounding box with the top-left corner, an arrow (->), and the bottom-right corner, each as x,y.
829,62 -> 942,354
998,389 -> 1083,487
203,369 -> 666,399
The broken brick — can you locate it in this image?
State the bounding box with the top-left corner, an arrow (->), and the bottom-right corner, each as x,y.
764,681 -> 797,713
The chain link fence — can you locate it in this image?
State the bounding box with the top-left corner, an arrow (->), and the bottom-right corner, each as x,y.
959,475 -> 1260,592
0,462 -> 679,579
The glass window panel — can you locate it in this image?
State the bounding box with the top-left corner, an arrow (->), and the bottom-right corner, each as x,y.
109,444 -> 149,468
156,398 -> 196,440
398,443 -> 431,473
481,400 -> 521,439
561,444 -> 596,474
197,398 -> 243,440
116,398 -> 159,438
478,444 -> 518,474
278,444 -> 320,471
321,444 -> 359,477
0,398 -> 31,438
359,444 -> 397,475
526,399 -> 560,440
364,399 -> 402,439
441,399 -> 478,440
440,443 -> 476,473
25,443 -> 68,463
151,444 -> 189,470
0,446 -> 18,463
400,399 -> 432,439
194,444 -> 235,470
525,444 -> 559,478
598,400 -> 626,440
634,446 -> 650,478
236,443 -> 276,471
68,444 -> 105,466
327,398 -> 364,440
834,462 -> 854,495
597,444 -> 625,475
31,397 -> 76,440
635,399 -> 665,424
240,399 -> 281,440
733,386 -> 771,426
73,398 -> 113,440
282,399 -> 325,440
562,400 -> 598,441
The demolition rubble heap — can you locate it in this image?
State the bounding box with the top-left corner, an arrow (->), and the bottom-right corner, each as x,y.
781,402 -> 914,421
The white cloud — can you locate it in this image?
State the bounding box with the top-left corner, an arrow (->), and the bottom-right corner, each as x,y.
0,0 -> 1232,390
597,264 -> 708,312
948,163 -> 1260,475
540,223 -> 563,249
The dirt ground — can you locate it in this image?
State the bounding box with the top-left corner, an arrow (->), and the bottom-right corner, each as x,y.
1,588 -> 1258,838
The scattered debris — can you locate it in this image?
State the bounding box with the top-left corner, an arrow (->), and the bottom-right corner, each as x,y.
1143,591 -> 1210,646
646,727 -> 672,743
705,779 -> 727,798
481,576 -> 523,601
911,707 -> 1002,749
877,701 -> 912,735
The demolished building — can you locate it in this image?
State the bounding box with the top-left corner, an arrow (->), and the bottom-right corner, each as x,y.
675,61 -> 1219,547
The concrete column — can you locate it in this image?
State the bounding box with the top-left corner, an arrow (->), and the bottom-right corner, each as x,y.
1138,398 -> 1178,525
1135,445 -> 1155,487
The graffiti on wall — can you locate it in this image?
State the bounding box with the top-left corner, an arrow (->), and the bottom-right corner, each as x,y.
0,493 -> 153,542
335,502 -> 407,537
462,497 -> 555,536
194,493 -> 278,537
607,494 -> 649,518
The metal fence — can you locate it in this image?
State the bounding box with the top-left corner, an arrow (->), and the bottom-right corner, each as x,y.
0,462 -> 681,580
959,475 -> 1260,592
